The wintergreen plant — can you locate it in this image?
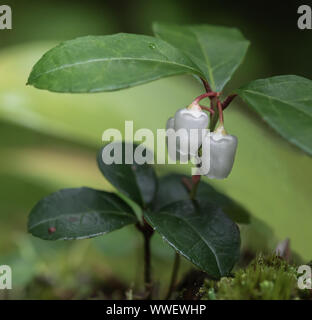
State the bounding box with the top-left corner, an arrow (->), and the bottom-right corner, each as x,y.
26,23 -> 312,299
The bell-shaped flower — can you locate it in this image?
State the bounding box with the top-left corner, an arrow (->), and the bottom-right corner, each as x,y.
197,125 -> 238,179
166,116 -> 190,162
174,104 -> 208,155
166,103 -> 209,162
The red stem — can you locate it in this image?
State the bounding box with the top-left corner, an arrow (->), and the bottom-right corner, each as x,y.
193,92 -> 219,105
222,94 -> 237,110
201,78 -> 212,93
192,175 -> 201,185
199,78 -> 237,127
200,105 -> 215,115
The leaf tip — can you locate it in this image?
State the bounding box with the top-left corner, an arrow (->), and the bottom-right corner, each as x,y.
26,73 -> 35,86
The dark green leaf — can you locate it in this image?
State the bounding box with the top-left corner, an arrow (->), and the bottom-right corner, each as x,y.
152,174 -> 250,223
28,187 -> 137,240
145,199 -> 240,278
197,183 -> 250,224
27,34 -> 202,93
236,75 -> 312,156
97,142 -> 158,207
153,23 -> 249,91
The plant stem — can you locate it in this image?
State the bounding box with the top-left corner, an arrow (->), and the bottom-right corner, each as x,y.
199,105 -> 215,115
165,252 -> 181,300
192,91 -> 219,105
143,231 -> 152,287
217,100 -> 224,125
200,78 -> 220,130
136,219 -> 154,299
222,94 -> 237,110
209,96 -> 219,131
168,174 -> 201,299
201,77 -> 212,93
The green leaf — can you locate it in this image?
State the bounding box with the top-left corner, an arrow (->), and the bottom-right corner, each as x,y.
152,174 -> 250,224
153,23 -> 249,91
28,187 -> 137,240
145,199 -> 240,278
236,75 -> 312,156
27,34 -> 202,93
97,142 -> 158,207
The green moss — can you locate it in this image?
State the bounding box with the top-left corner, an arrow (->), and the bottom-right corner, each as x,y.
200,254 -> 308,300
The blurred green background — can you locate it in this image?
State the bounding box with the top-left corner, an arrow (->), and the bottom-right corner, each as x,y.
0,0 -> 311,299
